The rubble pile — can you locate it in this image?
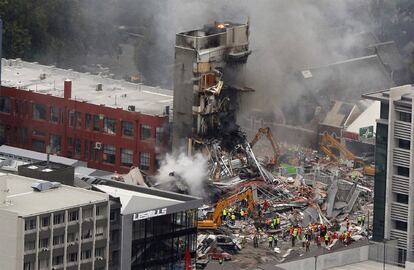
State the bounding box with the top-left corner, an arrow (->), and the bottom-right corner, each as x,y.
195,129 -> 374,269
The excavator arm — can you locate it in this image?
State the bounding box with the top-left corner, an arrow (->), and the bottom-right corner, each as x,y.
198,186 -> 257,229
250,127 -> 281,166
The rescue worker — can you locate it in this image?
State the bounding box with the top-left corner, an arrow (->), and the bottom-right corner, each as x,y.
231,213 -> 236,225
361,215 -> 366,226
222,208 -> 227,221
357,215 -> 362,225
240,209 -> 245,220
324,232 -> 330,246
276,216 -> 281,229
268,235 -> 273,248
273,234 -> 278,247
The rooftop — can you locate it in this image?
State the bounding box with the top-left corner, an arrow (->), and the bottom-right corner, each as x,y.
1,58 -> 173,116
0,174 -> 108,217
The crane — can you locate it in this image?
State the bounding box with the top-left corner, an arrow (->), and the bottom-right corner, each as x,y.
198,186 -> 257,229
320,133 -> 375,176
250,127 -> 281,166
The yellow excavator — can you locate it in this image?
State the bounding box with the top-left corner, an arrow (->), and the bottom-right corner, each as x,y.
250,127 -> 281,166
198,186 -> 257,229
320,133 -> 375,176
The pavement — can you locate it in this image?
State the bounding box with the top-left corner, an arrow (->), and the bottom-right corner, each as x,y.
327,260 -> 403,270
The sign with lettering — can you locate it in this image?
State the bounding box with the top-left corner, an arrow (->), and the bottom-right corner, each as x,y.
133,208 -> 167,221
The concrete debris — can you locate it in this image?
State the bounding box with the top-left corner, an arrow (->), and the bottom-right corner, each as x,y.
195,127 -> 374,269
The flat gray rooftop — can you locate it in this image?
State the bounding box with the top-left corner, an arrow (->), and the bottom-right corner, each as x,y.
327,260 -> 403,269
0,174 -> 108,217
1,58 -> 173,116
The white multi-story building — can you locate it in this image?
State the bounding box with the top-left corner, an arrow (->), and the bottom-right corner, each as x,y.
364,84 -> 414,267
0,173 -> 110,270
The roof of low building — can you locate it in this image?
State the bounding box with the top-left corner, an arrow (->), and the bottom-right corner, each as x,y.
0,174 -> 108,217
1,58 -> 173,116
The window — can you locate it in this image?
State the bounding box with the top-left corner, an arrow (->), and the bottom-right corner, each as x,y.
67,232 -> 78,242
85,140 -> 89,159
32,139 -> 45,152
397,166 -> 409,177
399,111 -> 411,123
41,216 -> 50,227
39,238 -> 49,248
74,139 -> 81,156
81,249 -> 92,260
38,259 -> 49,270
396,193 -> 409,204
93,115 -> 100,131
50,106 -> 60,123
75,111 -> 82,128
95,247 -> 105,257
85,113 -> 92,129
24,262 -> 34,270
104,117 -> 116,134
24,240 -> 35,251
140,152 -> 150,170
140,124 -> 151,140
83,208 -> 93,218
0,96 -> 11,113
69,210 -> 79,221
103,145 -> 116,164
53,213 -> 64,225
96,226 -> 104,237
110,211 -> 117,222
121,148 -> 133,167
25,218 -> 36,231
122,121 -> 134,137
156,153 -> 163,169
82,229 -> 92,240
50,134 -> 61,154
52,255 -> 63,266
68,110 -> 75,127
53,235 -> 64,246
33,103 -> 47,120
96,205 -> 106,216
398,139 -> 410,150
68,252 -> 78,262
156,127 -> 164,145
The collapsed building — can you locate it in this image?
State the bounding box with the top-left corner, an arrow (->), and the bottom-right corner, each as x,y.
173,21 -> 252,153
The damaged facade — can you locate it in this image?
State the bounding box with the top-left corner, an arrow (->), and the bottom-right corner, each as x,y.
173,21 -> 251,152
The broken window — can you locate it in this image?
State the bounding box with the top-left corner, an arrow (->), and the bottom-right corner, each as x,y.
122,121 -> 134,137
140,152 -> 150,170
103,144 -> 116,164
50,106 -> 60,123
121,148 -> 133,167
50,134 -> 61,154
140,125 -> 151,140
104,117 -> 116,134
398,139 -> 410,150
155,127 -> 164,145
93,115 -> 100,131
396,193 -> 409,204
200,74 -> 216,90
397,166 -> 409,177
399,111 -> 411,123
33,103 -> 47,120
0,96 -> 11,113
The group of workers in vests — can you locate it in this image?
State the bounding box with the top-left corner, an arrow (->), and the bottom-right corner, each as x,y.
221,206 -> 250,225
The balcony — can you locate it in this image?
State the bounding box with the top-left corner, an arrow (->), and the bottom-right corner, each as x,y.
393,148 -> 411,167
392,175 -> 410,195
390,202 -> 408,222
390,229 -> 407,249
394,120 -> 411,140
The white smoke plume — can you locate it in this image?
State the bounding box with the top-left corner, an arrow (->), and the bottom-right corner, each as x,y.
156,152 -> 208,197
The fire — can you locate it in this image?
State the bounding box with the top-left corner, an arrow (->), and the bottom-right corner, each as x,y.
217,24 -> 225,29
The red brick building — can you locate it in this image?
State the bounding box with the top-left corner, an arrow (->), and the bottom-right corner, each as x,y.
0,59 -> 172,174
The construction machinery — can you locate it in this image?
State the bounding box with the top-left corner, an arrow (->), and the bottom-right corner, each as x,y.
320,133 -> 375,176
198,186 -> 257,229
250,127 -> 281,166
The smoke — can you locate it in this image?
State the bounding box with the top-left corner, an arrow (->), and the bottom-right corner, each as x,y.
155,151 -> 208,197
128,0 -> 391,118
